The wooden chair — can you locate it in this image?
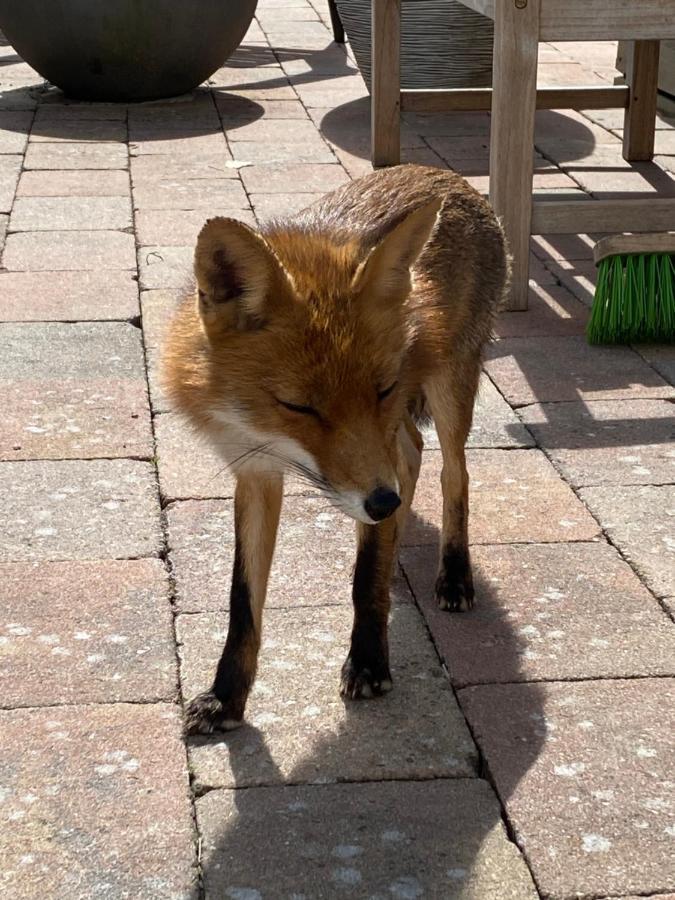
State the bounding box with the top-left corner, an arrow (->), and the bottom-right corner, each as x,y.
371,0 -> 675,310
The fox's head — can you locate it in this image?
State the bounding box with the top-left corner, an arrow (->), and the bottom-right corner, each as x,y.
182,200 -> 440,524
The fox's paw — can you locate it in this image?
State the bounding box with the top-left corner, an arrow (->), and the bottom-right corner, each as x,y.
340,657 -> 393,700
435,546 -> 475,613
184,690 -> 244,736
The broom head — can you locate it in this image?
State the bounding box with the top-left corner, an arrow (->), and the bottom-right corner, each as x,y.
587,233 -> 675,344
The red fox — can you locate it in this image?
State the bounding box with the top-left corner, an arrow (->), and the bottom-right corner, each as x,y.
162,164 -> 509,734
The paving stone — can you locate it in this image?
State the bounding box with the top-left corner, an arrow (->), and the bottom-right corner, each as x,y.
420,374 -> 534,450
33,102 -> 128,122
257,6 -> 319,22
3,230 -> 136,271
29,119 -> 127,142
125,93 -> 216,127
521,400 -> 675,487
0,213 -> 6,254
129,133 -> 228,157
0,271 -> 139,322
23,141 -> 127,170
333,143 -> 447,179
0,559 -> 176,705
217,97 -> 309,120
494,283 -> 589,338
240,161 -> 349,193
633,344 -> 675,386
407,449 -> 600,546
132,177 -> 247,210
0,459 -> 161,561
135,208 -> 254,245
531,232 -> 598,261
250,191 -> 323,219
545,258 -> 598,307
212,80 -> 297,101
223,116 -> 322,142
401,541 -> 675,686
279,49 -> 356,79
130,153 -> 240,184
292,75 -> 368,108
179,604 -> 476,789
567,161 -> 675,197
0,704 -> 196,900
137,245 -> 192,290
0,125 -> 28,154
402,110 -> 490,137
0,155 -> 21,212
459,679 -> 675,900
0,322 -> 152,460
485,337 -> 675,406
16,169 -> 130,197
227,138 -> 335,164
168,494 -> 374,612
208,65 -> 290,91
197,780 -> 538,900
155,413 -> 236,502
580,484 -> 675,599
0,86 -> 39,110
0,110 -> 33,138
10,196 -> 132,231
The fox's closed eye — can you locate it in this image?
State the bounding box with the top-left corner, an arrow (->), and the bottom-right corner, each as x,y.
377,382 -> 398,401
276,398 -> 321,419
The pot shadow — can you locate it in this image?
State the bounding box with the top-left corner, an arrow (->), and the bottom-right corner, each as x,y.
191,506 -> 546,896
0,83 -> 267,140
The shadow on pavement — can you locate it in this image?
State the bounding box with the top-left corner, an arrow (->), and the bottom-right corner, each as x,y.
193,507 -> 546,897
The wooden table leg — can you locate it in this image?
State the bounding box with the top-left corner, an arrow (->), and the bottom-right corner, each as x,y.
372,0 -> 401,167
489,0 -> 541,311
623,40 -> 660,162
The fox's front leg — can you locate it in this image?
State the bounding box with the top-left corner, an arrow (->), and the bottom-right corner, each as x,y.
425,364 -> 479,612
184,472 -> 282,734
341,418 -> 422,699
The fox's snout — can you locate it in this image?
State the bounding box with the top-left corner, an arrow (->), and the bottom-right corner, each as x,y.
363,487 -> 401,522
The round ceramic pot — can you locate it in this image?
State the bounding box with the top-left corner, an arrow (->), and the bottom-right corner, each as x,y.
0,0 -> 258,102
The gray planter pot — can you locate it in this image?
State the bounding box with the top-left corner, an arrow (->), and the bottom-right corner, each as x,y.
0,0 -> 258,102
334,0 -> 493,91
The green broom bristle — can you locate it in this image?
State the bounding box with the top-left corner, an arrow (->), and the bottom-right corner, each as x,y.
587,251 -> 675,345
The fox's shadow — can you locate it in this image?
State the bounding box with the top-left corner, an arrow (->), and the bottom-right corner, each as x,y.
189,508 -> 545,897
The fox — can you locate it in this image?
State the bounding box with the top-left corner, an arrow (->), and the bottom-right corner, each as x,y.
162,164 -> 509,734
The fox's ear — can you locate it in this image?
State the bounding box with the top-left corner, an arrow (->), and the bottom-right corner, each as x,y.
194,217 -> 291,339
351,198 -> 442,301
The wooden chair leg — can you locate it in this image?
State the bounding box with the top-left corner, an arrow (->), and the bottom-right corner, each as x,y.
623,40 -> 660,162
489,0 -> 541,311
371,0 -> 401,167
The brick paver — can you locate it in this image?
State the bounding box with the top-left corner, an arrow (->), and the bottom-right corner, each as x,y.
0,321 -> 151,459
0,704 -> 196,899
460,680 -> 675,899
1,5 -> 674,898
0,559 -> 176,704
197,781 -> 538,899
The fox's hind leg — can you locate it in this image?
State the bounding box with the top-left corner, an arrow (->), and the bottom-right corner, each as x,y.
341,415 -> 422,699
184,472 -> 283,734
424,358 -> 481,612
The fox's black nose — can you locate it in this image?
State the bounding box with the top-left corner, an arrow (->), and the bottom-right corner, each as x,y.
364,487 -> 401,522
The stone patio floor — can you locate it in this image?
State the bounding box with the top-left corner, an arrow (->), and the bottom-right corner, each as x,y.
0,2 -> 674,898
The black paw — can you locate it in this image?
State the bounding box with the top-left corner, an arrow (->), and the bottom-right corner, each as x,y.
340,656 -> 393,700
435,546 -> 475,612
184,690 -> 245,736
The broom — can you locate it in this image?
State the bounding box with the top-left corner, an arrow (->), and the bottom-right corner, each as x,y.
587,233 -> 675,344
